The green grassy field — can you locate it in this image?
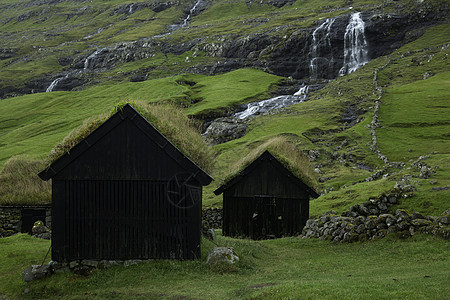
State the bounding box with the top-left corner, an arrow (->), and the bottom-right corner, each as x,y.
0,69 -> 280,167
1,23 -> 449,217
0,233 -> 448,299
0,1 -> 449,298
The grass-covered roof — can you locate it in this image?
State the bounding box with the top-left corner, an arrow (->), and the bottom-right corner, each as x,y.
220,136 -> 320,193
45,100 -> 215,173
0,156 -> 51,205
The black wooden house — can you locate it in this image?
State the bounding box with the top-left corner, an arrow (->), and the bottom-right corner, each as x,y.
39,104 -> 212,261
214,150 -> 318,239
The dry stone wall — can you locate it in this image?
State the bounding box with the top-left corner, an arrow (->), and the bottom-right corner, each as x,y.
0,207 -> 21,237
301,185 -> 449,243
202,207 -> 223,230
0,206 -> 51,238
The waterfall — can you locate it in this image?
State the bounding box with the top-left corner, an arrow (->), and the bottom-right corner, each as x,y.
46,78 -> 63,92
339,12 -> 369,76
182,0 -> 202,27
83,26 -> 108,40
294,85 -> 309,96
234,85 -> 309,119
128,4 -> 135,14
84,49 -> 101,70
309,18 -> 336,79
46,74 -> 70,92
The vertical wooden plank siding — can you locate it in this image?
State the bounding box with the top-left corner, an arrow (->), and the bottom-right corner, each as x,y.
53,179 -> 201,261
223,196 -> 309,239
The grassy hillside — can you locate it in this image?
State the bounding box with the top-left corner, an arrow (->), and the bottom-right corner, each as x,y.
0,69 -> 281,167
203,23 -> 450,216
1,0 -> 443,95
0,1 -> 449,299
0,233 -> 448,299
0,23 -> 449,217
0,0 -> 449,217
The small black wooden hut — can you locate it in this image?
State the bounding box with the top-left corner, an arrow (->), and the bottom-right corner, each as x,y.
39,104 -> 212,261
214,150 -> 318,239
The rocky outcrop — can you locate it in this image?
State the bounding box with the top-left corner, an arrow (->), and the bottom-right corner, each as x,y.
246,0 -> 295,8
72,2 -> 449,78
110,1 -> 179,15
78,40 -> 162,70
202,117 -> 247,145
365,1 -> 449,59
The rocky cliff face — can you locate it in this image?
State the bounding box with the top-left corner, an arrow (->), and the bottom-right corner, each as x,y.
0,0 -> 448,97
68,4 -> 448,82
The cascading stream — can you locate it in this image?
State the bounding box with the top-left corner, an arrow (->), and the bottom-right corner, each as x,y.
309,18 -> 336,79
182,0 -> 202,27
339,12 -> 369,76
46,78 -> 63,93
234,85 -> 309,120
84,49 -> 101,70
128,4 -> 135,14
81,0 -> 202,72
46,73 -> 73,92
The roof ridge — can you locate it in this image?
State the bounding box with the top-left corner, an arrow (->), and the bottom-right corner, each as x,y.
39,103 -> 213,185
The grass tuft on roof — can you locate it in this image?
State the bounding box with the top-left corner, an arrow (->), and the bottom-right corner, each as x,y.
223,136 -> 320,192
0,156 -> 51,205
45,100 -> 216,173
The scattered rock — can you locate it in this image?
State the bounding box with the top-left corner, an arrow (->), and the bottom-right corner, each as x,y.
308,149 -> 321,162
22,264 -> 52,282
431,186 -> 450,191
206,247 -> 239,264
32,220 -> 51,240
423,71 -> 434,79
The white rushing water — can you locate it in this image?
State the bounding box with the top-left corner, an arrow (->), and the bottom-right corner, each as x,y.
309,17 -> 336,79
46,78 -> 63,92
152,0 -> 202,37
46,74 -> 70,92
84,49 -> 101,70
83,25 -> 111,40
182,0 -> 202,27
339,12 -> 369,76
234,85 -> 309,119
129,3 -> 135,14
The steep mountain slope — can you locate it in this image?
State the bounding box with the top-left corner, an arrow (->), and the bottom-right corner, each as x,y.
0,0 -> 449,216
1,0 -> 447,97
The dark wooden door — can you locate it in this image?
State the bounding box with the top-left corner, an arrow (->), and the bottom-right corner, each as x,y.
253,195 -> 277,239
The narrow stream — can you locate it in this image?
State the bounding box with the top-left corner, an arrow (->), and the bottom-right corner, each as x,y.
203,11 -> 370,143
235,85 -> 309,119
